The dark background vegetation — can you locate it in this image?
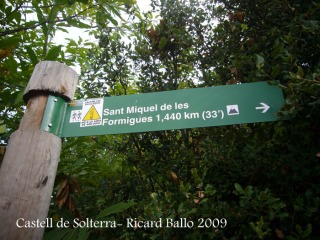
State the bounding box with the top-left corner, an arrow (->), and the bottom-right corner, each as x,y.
1,0 -> 319,239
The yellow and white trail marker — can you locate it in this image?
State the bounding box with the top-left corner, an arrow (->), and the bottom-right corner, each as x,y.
81,98 -> 103,127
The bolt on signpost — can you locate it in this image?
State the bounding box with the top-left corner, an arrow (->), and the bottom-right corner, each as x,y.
0,61 -> 78,240
0,60 -> 285,239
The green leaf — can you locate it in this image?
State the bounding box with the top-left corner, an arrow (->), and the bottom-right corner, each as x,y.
105,14 -> 118,26
23,20 -> 38,28
235,183 -> 244,194
47,5 -> 60,36
45,45 -> 62,60
158,37 -> 168,50
289,71 -> 297,79
9,11 -> 21,25
256,54 -> 265,69
13,91 -> 24,106
57,26 -> 70,33
271,64 -> 281,79
67,19 -> 91,29
297,66 -> 304,79
48,6 -> 60,23
96,200 -> 136,220
6,56 -> 18,73
33,3 -> 48,36
5,6 -> 12,17
43,228 -> 72,240
0,36 -> 21,49
77,227 -> 90,240
63,229 -> 78,240
109,5 -> 125,21
26,46 -> 39,66
0,124 -> 6,134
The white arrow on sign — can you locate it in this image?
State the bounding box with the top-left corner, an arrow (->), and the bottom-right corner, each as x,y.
255,102 -> 270,113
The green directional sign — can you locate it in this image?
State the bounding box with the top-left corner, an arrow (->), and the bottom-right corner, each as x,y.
41,82 -> 285,137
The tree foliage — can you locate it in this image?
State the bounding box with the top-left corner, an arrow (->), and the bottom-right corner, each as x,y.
1,0 -> 320,239
0,0 -> 136,140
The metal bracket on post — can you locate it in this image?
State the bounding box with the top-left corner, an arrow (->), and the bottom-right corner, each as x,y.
41,95 -> 67,137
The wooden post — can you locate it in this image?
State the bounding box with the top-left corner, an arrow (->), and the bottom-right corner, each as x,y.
0,61 -> 78,239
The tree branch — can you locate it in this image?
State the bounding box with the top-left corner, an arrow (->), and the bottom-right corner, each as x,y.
0,5 -> 96,37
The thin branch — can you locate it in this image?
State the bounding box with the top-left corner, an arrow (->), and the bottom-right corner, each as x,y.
0,5 -> 96,37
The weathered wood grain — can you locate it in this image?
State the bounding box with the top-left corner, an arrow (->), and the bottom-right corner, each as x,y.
0,61 -> 78,239
23,61 -> 78,102
0,129 -> 61,239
